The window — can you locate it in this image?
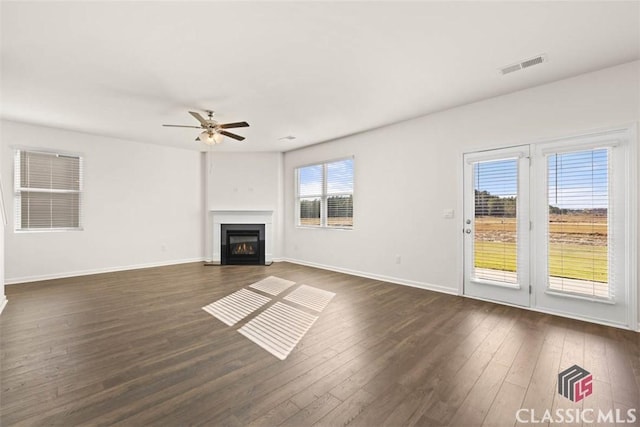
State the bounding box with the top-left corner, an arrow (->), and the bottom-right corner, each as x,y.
546,147 -> 611,298
296,158 -> 353,228
14,150 -> 83,231
473,158 -> 519,284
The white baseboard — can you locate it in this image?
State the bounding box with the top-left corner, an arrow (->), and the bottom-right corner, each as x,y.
281,257 -> 458,296
281,258 -> 640,332
464,293 -> 636,331
0,295 -> 7,315
5,257 -> 205,285
532,306 -> 637,332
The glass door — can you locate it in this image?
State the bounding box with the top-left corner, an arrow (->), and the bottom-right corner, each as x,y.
463,146 -> 530,307
462,128 -> 634,329
532,135 -> 631,328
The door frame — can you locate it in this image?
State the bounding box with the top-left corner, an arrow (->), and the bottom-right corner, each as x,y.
462,145 -> 531,307
457,124 -> 638,331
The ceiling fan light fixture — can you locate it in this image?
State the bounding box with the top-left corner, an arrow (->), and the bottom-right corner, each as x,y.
199,130 -> 224,145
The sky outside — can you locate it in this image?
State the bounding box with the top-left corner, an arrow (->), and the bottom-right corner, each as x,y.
298,159 -> 354,197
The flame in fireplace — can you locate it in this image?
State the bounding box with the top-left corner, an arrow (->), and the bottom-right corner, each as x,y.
232,242 -> 256,255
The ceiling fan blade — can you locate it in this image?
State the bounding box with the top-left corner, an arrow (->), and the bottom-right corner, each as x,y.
219,121 -> 249,129
189,111 -> 209,127
163,124 -> 202,129
219,130 -> 245,141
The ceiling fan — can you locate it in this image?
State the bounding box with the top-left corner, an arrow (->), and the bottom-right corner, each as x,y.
163,110 -> 249,144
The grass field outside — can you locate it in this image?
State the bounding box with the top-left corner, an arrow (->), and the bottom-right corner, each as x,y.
474,241 -> 608,283
300,217 -> 353,227
474,215 -> 608,284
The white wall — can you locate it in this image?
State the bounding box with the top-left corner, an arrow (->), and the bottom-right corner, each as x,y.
283,61 -> 640,304
1,120 -> 203,283
205,151 -> 283,260
207,151 -> 282,211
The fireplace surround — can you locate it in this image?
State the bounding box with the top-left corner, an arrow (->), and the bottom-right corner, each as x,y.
208,210 -> 274,265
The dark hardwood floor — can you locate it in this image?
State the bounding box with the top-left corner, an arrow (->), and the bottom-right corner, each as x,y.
1,262 -> 638,426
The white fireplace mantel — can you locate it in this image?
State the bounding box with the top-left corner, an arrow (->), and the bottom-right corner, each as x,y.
208,210 -> 274,264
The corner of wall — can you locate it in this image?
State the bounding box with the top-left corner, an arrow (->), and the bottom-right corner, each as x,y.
276,151 -> 285,259
0,295 -> 7,315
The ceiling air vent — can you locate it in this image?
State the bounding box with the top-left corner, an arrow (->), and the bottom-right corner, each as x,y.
500,54 -> 547,75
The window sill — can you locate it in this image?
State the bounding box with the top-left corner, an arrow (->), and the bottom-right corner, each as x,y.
296,225 -> 353,231
544,289 -> 615,305
15,227 -> 84,233
470,277 -> 520,289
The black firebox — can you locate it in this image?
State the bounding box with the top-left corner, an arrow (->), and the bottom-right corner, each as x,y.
221,224 -> 266,265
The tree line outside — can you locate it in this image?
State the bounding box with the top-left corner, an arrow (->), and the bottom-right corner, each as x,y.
299,195 -> 353,226
475,190 -> 607,217
475,190 -> 516,217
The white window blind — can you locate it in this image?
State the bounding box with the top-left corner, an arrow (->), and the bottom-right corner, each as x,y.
473,158 -> 518,284
296,158 -> 353,228
298,164 -> 323,227
546,148 -> 610,298
15,150 -> 83,231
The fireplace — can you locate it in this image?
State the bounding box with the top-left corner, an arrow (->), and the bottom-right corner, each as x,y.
221,224 -> 266,265
209,210 -> 273,265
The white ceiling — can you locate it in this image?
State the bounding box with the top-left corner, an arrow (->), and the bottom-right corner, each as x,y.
1,1 -> 639,152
